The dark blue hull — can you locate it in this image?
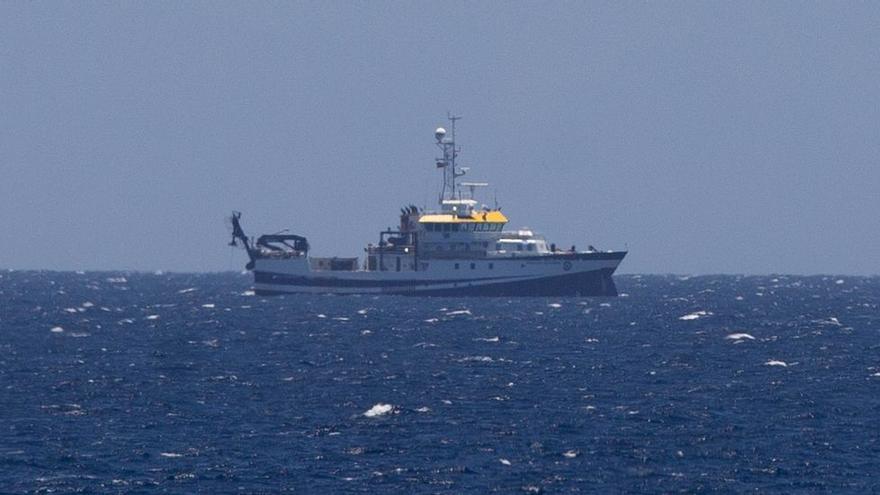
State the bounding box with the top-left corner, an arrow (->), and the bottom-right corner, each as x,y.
253,267 -> 619,297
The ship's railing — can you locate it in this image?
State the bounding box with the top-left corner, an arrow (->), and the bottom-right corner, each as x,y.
419,251 -> 489,260
310,257 -> 359,271
365,245 -> 415,255
256,249 -> 306,259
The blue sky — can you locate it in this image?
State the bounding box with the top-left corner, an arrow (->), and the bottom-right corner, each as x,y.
1,2 -> 878,274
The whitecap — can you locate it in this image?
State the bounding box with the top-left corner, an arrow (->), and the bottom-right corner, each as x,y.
50,326 -> 64,333
316,314 -> 327,319
679,311 -> 712,321
81,302 -> 94,308
499,458 -> 512,466
457,356 -> 494,363
562,450 -> 578,458
241,290 -> 255,296
146,315 -> 159,320
599,302 -> 611,307
64,308 -> 78,314
548,303 -> 562,308
106,277 -> 127,283
423,318 -> 439,323
835,279 -> 845,285
725,333 -> 756,341
332,317 -> 350,321
178,288 -> 197,294
357,309 -> 368,315
416,406 -> 430,413
201,304 -> 215,309
361,330 -> 372,335
160,452 -> 183,458
765,360 -> 788,367
363,403 -> 393,417
474,336 -> 499,342
445,309 -> 472,316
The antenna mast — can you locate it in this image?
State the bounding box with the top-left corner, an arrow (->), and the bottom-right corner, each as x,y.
435,114 -> 464,202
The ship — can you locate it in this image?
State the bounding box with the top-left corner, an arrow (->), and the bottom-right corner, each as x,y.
229,116 -> 626,296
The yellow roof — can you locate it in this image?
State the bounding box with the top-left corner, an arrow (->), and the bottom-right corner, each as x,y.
419,210 -> 508,224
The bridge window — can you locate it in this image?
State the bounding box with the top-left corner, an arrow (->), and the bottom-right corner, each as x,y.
454,263 -> 460,269
443,224 -> 451,232
488,263 -> 494,269
470,263 -> 475,269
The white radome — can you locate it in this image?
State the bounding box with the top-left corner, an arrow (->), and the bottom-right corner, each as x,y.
435,127 -> 446,141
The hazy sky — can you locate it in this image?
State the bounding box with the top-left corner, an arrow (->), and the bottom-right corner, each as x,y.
2,2 -> 878,274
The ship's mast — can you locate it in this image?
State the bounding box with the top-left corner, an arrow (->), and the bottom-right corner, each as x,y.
435,114 -> 464,203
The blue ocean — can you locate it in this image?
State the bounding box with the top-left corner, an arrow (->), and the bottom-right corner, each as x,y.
1,271 -> 878,493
